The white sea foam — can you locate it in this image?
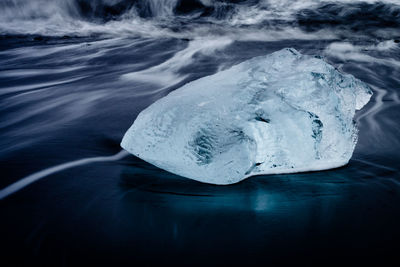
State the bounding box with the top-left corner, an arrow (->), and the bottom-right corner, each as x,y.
121,37 -> 233,88
0,150 -> 128,200
1,0 -> 398,40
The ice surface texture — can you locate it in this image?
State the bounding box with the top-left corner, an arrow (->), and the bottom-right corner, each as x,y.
121,48 -> 372,184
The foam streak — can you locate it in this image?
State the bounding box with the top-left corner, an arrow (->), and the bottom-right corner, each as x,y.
0,150 -> 129,200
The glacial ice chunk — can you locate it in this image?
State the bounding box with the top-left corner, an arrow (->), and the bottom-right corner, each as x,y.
121,48 -> 372,184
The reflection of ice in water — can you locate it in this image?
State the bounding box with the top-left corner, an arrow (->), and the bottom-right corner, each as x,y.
253,191 -> 271,212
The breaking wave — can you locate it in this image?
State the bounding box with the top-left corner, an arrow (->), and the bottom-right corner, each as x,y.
1,0 -> 399,39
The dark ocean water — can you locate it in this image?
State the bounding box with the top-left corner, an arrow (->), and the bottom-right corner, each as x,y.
1,0 -> 400,266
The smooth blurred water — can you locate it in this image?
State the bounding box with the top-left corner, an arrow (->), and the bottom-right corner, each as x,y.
1,0 -> 400,265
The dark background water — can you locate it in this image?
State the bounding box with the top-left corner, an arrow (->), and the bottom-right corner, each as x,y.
1,0 -> 400,266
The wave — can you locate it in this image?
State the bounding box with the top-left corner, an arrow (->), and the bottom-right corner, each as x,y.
1,0 -> 399,38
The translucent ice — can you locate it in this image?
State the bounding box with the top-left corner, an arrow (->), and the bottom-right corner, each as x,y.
121,48 -> 372,184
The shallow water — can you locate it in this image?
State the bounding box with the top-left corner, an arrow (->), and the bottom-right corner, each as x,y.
1,0 -> 400,265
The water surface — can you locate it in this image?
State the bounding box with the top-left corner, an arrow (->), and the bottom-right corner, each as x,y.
1,0 -> 400,265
